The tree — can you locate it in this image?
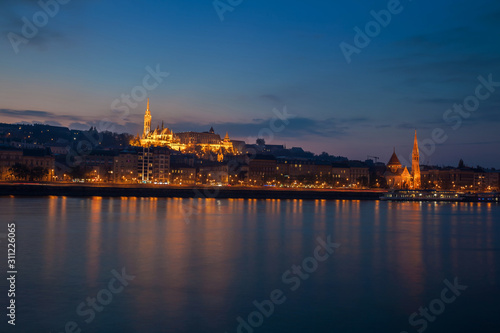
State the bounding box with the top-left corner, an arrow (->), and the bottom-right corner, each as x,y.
370,175 -> 387,188
103,165 -> 114,182
318,152 -> 330,160
357,176 -> 369,187
30,166 -> 48,181
256,138 -> 265,146
8,163 -> 30,180
68,166 -> 89,181
458,159 -> 465,169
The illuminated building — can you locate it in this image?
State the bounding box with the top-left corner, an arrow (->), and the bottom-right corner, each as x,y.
0,146 -> 55,181
384,148 -> 412,189
412,130 -> 421,189
136,99 -> 237,155
137,146 -> 170,183
384,131 -> 421,189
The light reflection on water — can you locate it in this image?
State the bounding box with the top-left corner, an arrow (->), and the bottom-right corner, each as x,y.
1,197 -> 500,333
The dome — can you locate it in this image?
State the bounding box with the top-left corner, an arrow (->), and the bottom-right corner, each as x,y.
388,150 -> 402,166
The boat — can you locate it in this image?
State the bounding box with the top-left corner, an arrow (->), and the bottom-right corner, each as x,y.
461,192 -> 500,202
380,189 -> 462,202
381,190 -> 500,202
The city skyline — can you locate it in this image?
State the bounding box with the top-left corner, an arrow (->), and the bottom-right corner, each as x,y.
1,1 -> 500,167
2,3 -> 500,333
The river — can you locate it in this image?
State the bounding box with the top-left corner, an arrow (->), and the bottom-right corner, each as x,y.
1,197 -> 499,332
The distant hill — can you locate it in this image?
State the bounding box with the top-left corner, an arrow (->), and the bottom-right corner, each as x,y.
0,122 -> 133,149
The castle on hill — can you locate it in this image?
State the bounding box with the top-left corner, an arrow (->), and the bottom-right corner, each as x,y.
133,99 -> 237,157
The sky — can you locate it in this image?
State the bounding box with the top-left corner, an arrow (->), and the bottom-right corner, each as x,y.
1,0 -> 500,167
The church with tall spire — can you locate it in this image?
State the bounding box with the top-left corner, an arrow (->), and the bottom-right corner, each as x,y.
136,100 -> 237,155
412,130 -> 421,189
384,148 -> 412,188
384,131 -> 422,189
143,98 -> 152,137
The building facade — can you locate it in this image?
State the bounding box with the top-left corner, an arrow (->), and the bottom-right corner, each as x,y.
114,150 -> 138,183
0,146 -> 55,181
137,99 -> 237,155
385,131 -> 421,189
137,146 -> 171,183
384,149 -> 412,189
412,130 -> 421,188
248,155 -> 277,185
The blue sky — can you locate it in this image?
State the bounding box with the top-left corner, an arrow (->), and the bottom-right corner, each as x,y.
1,0 -> 500,167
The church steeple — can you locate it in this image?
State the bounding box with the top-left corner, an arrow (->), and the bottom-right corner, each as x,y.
412,130 -> 421,188
143,98 -> 152,138
413,130 -> 419,155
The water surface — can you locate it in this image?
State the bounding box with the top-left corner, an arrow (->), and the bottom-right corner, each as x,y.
1,197 -> 499,332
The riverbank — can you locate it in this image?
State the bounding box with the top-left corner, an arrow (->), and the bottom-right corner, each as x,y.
0,183 -> 384,200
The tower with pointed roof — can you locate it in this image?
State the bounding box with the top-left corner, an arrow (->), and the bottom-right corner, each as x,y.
136,100 -> 237,154
387,148 -> 402,173
143,98 -> 152,138
385,148 -> 411,188
412,130 -> 421,188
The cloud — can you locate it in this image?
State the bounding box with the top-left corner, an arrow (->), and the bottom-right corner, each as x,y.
376,99 -> 500,131
71,121 -> 141,135
260,94 -> 283,104
0,0 -> 93,52
379,53 -> 500,84
0,109 -> 53,117
0,107 -> 372,139
379,7 -> 500,90
397,123 -> 425,130
393,27 -> 480,50
443,140 -> 500,146
0,108 -> 84,121
416,98 -> 461,105
479,8 -> 500,26
161,116 -> 371,142
43,120 -> 62,126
